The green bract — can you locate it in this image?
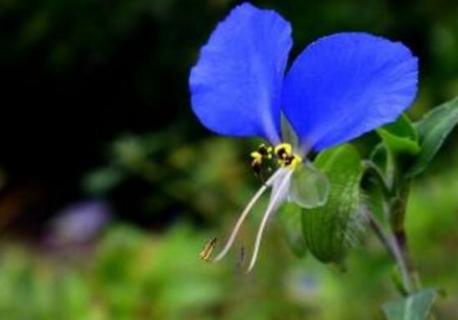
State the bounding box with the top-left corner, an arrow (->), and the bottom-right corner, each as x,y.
377,114 -> 420,156
278,202 -> 308,257
301,144 -> 364,263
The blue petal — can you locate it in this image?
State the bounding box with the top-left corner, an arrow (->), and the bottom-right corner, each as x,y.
282,32 -> 418,151
189,3 -> 292,144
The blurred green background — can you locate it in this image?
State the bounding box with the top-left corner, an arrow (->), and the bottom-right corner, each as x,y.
0,0 -> 457,319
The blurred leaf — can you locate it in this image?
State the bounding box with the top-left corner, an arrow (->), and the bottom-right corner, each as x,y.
93,224 -> 228,319
382,288 -> 438,320
407,97 -> 458,178
278,202 -> 307,257
377,114 -> 420,156
302,144 -> 364,263
82,166 -> 125,195
289,162 -> 329,209
390,267 -> 408,296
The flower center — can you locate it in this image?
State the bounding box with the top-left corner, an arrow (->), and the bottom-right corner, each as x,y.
206,144 -> 301,270
250,143 -> 301,176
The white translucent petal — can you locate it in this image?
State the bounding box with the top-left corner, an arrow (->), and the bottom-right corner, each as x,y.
289,162 -> 329,209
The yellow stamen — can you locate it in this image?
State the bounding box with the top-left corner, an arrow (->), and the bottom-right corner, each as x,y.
263,145 -> 273,159
250,151 -> 262,161
274,143 -> 292,158
289,154 -> 302,169
199,237 -> 217,262
274,143 -> 302,169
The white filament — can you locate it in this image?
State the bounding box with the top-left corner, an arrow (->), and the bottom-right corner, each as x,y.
213,169 -> 283,262
247,170 -> 292,272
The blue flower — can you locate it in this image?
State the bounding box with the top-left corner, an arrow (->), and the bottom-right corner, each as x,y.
189,3 -> 418,271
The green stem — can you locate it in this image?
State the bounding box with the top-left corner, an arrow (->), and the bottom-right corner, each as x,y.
366,209 -> 413,293
389,184 -> 420,292
364,160 -> 418,292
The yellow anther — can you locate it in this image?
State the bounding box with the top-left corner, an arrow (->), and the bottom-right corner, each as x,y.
257,144 -> 273,158
274,143 -> 292,158
265,146 -> 273,159
200,237 -> 217,262
250,151 -> 262,161
250,144 -> 275,181
274,143 -> 302,169
289,154 -> 302,168
249,142 -> 301,174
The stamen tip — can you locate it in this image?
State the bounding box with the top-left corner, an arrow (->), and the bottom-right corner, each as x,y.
199,237 -> 217,262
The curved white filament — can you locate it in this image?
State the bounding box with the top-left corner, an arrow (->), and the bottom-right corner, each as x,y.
247,170 -> 292,272
213,169 -> 283,262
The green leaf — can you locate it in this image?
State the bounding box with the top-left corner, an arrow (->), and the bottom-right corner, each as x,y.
278,202 -> 307,257
289,162 -> 329,209
377,114 -> 420,155
82,167 -> 125,195
407,97 -> 458,178
302,144 -> 364,263
382,288 -> 438,320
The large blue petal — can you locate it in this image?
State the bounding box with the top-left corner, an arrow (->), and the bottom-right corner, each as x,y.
189,3 -> 292,144
282,32 -> 418,151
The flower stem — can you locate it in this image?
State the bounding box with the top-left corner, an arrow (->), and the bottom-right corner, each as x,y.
389,184 -> 420,292
365,209 -> 414,293
365,156 -> 420,294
